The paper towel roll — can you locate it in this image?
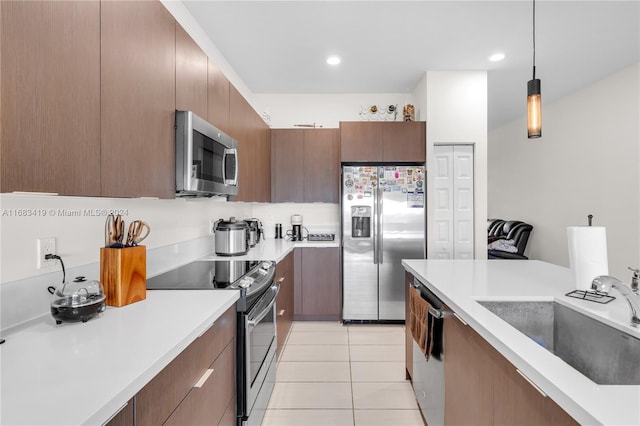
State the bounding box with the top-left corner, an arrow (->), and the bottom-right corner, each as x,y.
567,226 -> 608,291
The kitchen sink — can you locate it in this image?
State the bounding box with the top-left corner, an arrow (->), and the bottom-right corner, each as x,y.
478,301 -> 640,385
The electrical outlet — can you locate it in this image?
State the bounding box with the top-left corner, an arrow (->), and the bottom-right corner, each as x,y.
37,237 -> 56,269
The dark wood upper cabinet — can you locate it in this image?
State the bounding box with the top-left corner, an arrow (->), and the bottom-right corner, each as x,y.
340,121 -> 426,163
0,0 -> 101,195
229,85 -> 270,202
207,59 -> 230,134
100,0 -> 176,199
255,117 -> 271,203
271,128 -> 339,203
340,122 -> 382,162
175,23 -> 207,119
304,129 -> 339,202
271,129 -> 304,202
229,86 -> 254,201
382,121 -> 426,162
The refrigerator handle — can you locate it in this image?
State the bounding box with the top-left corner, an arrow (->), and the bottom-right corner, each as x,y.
378,184 -> 383,264
372,187 -> 378,265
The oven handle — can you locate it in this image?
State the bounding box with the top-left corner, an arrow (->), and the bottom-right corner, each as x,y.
248,283 -> 280,327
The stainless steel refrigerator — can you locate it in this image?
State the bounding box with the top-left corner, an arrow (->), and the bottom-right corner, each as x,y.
342,165 -> 426,321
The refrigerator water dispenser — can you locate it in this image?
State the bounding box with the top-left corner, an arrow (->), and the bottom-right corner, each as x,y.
351,206 -> 371,238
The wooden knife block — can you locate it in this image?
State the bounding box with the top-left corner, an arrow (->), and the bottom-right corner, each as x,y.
100,246 -> 146,307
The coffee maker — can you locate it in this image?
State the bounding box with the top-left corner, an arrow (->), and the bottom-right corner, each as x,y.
291,214 -> 303,241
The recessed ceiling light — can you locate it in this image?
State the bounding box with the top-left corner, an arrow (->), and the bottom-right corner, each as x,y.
326,56 -> 341,66
489,53 -> 505,62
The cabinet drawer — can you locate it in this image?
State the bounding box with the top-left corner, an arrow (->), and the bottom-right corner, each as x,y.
135,305 -> 236,425
164,339 -> 235,426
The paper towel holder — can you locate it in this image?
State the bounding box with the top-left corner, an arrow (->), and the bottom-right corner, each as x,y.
588,214 -> 593,226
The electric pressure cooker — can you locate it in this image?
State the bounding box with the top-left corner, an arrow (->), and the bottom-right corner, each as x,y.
214,217 -> 250,256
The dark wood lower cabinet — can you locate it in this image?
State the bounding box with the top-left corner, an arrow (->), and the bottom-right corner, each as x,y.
405,272 -> 413,380
443,304 -> 578,426
294,247 -> 341,321
444,310 -> 495,426
219,398 -> 237,426
276,252 -> 294,356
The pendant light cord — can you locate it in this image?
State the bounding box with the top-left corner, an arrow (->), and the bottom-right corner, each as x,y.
532,0 -> 536,79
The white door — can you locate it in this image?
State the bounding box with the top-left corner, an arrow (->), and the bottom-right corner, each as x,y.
433,147 -> 454,259
432,145 -> 475,259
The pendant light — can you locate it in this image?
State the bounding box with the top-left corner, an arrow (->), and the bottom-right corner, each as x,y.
527,0 -> 542,138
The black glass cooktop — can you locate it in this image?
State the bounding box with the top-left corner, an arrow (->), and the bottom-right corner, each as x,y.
146,260 -> 261,290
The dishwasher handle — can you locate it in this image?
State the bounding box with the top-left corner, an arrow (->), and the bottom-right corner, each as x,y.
428,306 -> 446,319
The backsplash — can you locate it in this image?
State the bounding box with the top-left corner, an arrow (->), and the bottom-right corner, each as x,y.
0,193 -> 339,330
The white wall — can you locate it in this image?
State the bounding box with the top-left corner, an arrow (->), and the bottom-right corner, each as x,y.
252,93 -> 412,128
416,71 -> 488,259
488,62 -> 640,279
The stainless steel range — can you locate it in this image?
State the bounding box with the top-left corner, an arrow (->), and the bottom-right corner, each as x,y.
146,259 -> 278,426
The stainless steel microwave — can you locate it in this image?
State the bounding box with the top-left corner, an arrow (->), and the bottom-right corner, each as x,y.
175,110 -> 238,197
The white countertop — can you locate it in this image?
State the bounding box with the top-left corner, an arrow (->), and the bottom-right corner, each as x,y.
198,237 -> 340,264
402,259 -> 640,426
0,290 -> 239,426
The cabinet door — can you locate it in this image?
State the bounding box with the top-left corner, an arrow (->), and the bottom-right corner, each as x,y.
207,60 -> 230,134
176,23 -> 207,119
493,356 -> 578,426
101,0 -> 176,198
382,122 -> 426,162
304,129 -> 339,202
405,272 -> 413,380
271,129 -> 304,202
444,311 -> 495,426
1,0 -> 100,195
255,117 -> 272,202
229,85 -> 255,201
300,247 -> 341,320
340,122 -> 382,162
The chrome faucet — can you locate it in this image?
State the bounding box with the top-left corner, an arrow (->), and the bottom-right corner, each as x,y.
628,267 -> 639,293
592,275 -> 640,328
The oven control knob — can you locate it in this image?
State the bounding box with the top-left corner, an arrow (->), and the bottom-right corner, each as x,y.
260,262 -> 271,270
239,277 -> 253,288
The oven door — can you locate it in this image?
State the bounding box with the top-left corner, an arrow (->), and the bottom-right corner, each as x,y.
244,282 -> 279,425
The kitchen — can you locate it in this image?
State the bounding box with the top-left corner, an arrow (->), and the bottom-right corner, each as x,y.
1,1 -> 639,425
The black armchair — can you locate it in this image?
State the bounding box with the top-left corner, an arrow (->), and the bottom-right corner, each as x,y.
487,220 -> 533,260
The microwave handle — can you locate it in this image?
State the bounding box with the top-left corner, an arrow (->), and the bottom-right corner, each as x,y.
223,148 -> 238,186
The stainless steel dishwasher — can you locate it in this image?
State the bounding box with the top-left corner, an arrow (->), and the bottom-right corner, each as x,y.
411,277 -> 447,426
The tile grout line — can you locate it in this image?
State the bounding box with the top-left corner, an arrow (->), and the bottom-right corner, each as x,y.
348,323 -> 356,426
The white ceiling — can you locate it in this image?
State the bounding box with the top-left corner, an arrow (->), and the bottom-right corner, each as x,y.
183,1 -> 640,130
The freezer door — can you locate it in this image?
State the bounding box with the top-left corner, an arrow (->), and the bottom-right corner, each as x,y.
342,166 -> 378,320
378,166 -> 425,320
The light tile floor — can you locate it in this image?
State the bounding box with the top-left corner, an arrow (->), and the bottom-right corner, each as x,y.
263,321 -> 425,426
